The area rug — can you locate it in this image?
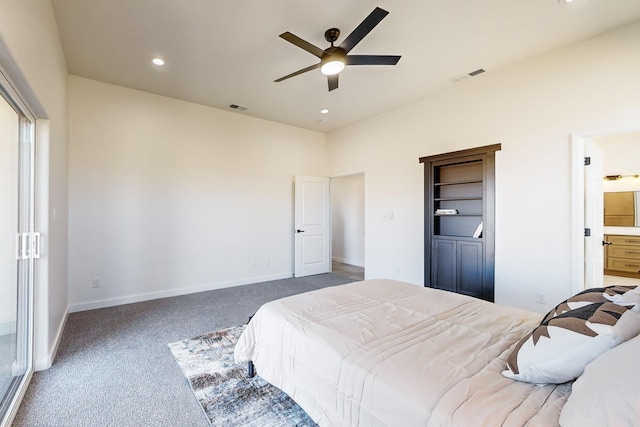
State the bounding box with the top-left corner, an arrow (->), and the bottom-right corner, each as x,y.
167,325 -> 317,427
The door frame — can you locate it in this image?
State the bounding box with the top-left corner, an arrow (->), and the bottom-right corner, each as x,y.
329,172 -> 366,272
571,126 -> 640,294
0,66 -> 37,427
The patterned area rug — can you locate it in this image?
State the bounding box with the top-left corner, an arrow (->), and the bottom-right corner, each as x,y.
168,325 -> 317,427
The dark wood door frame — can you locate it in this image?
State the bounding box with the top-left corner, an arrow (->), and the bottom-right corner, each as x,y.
419,143 -> 501,302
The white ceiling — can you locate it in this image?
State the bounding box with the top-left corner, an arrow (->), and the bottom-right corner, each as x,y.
51,0 -> 640,133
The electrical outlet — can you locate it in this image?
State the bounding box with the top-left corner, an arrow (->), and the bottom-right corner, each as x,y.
536,292 -> 546,304
92,277 -> 101,288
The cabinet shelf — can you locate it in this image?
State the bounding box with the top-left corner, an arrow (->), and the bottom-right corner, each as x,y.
434,197 -> 482,202
434,179 -> 483,187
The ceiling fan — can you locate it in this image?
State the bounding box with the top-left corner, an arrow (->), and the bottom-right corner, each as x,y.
274,7 -> 401,91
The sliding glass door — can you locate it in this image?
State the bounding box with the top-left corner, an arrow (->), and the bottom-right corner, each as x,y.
0,72 -> 35,426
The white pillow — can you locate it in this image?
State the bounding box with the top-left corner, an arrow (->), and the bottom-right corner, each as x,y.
559,334 -> 640,426
502,301 -> 640,385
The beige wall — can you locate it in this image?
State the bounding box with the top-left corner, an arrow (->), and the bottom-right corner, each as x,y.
326,21 -> 640,313
68,76 -> 326,310
0,0 -> 69,370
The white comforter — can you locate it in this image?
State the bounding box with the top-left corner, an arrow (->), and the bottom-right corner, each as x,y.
234,279 -> 571,427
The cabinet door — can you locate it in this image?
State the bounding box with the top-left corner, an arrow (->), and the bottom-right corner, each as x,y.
432,239 -> 456,292
457,241 -> 483,298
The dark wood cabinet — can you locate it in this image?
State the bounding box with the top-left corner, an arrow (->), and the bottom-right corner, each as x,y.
420,144 -> 500,302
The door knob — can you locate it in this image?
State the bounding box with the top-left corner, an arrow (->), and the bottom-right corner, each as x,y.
296,229 -> 305,233
603,240 -> 612,246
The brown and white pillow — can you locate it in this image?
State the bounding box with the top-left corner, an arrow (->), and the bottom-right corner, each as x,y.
502,287 -> 640,385
542,286 -> 634,320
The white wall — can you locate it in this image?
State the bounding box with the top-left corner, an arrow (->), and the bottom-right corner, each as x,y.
68,76 -> 326,310
331,174 -> 365,267
326,21 -> 640,313
598,131 -> 640,177
0,0 -> 69,370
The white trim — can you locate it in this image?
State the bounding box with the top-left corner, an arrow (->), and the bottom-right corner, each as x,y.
570,134 -> 586,296
68,273 -> 292,313
332,256 -> 364,268
34,309 -> 68,371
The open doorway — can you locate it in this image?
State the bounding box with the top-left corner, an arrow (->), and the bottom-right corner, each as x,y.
575,131 -> 640,291
330,174 -> 365,281
594,132 -> 640,288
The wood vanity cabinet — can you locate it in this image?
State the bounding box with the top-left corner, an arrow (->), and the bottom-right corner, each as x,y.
420,144 -> 500,302
604,234 -> 640,278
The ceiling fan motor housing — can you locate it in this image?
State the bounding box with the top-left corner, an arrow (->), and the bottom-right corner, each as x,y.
324,28 -> 340,44
322,46 -> 346,64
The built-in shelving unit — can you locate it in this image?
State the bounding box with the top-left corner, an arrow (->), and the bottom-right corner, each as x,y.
420,144 -> 500,302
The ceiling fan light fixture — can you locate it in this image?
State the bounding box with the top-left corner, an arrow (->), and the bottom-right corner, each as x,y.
321,59 -> 345,76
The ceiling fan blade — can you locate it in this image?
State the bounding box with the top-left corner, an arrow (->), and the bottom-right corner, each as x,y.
338,7 -> 389,54
274,63 -> 321,82
328,74 -> 339,91
345,55 -> 401,66
279,32 -> 325,58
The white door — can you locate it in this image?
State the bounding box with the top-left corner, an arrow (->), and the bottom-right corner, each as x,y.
294,176 -> 331,277
584,139 -> 604,289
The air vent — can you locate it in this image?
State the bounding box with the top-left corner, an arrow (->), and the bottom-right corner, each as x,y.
450,68 -> 487,84
228,104 -> 248,111
449,74 -> 470,83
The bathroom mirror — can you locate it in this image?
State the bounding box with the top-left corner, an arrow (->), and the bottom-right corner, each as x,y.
604,191 -> 640,226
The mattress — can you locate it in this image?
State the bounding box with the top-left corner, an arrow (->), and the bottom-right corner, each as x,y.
234,279 -> 572,426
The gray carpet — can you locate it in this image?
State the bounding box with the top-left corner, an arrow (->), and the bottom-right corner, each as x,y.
168,325 -> 316,427
12,273 -> 353,427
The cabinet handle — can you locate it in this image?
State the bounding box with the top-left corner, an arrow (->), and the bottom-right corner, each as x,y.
624,251 -> 639,255
624,239 -> 640,243
624,264 -> 640,268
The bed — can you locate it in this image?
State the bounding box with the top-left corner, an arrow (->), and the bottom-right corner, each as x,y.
233,279 -> 640,427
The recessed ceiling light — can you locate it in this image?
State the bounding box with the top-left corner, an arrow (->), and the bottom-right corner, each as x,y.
152,58 -> 165,66
320,109 -> 329,114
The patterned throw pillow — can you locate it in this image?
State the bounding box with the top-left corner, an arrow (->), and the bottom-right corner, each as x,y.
542,286 -> 635,320
502,286 -> 640,385
603,285 -> 640,305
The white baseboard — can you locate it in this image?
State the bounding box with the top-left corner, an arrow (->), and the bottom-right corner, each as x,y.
68,272 -> 293,313
332,256 -> 364,268
34,308 -> 69,372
